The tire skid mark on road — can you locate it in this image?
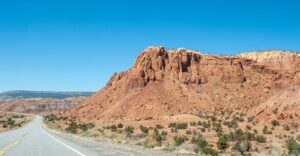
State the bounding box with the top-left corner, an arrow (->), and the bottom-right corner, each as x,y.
40,125 -> 86,156
0,132 -> 30,155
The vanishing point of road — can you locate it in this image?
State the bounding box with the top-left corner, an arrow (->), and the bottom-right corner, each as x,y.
0,116 -> 173,156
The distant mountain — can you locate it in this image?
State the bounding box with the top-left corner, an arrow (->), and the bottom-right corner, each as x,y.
0,90 -> 95,101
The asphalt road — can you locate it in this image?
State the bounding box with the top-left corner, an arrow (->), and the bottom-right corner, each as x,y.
0,116 -> 172,156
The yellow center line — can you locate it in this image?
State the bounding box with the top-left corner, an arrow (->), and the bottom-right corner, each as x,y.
0,132 -> 30,155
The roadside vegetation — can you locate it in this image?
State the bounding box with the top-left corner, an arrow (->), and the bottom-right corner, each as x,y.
0,114 -> 31,132
44,112 -> 300,155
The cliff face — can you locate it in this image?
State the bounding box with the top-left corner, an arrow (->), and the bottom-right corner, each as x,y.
67,47 -> 300,122
240,50 -> 300,71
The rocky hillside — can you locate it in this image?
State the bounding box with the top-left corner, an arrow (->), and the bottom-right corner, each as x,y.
66,47 -> 300,123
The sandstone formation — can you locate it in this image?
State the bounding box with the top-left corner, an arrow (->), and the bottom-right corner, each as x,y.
66,47 -> 300,123
0,97 -> 88,114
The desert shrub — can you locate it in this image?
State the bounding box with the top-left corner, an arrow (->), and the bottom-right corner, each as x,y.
44,114 -> 58,122
201,147 -> 218,156
117,123 -> 123,128
210,116 -> 217,122
65,122 -> 78,134
214,123 -> 223,135
125,126 -> 134,134
284,125 -> 290,131
1,118 -> 17,128
233,141 -> 251,155
17,122 -> 23,127
221,111 -> 225,116
244,132 -> 256,141
287,138 -> 300,155
255,135 -> 266,143
271,120 -> 280,126
197,121 -> 202,126
12,115 -> 24,118
171,128 -> 177,133
153,128 -> 159,134
263,126 -> 272,134
173,136 -> 188,146
246,125 -> 251,130
253,129 -> 258,134
154,134 -> 162,143
155,124 -> 164,129
110,125 -> 117,132
79,125 -> 88,132
190,122 -> 197,126
140,125 -> 149,134
223,120 -> 238,128
224,129 -> 255,142
217,136 -> 229,151
202,121 -> 211,129
78,123 -> 95,132
297,135 -> 300,141
4,118 -> 16,128
186,130 -> 192,135
161,131 -> 168,136
168,123 -> 176,128
168,122 -> 188,130
191,137 -> 208,149
176,123 -> 188,129
97,128 -> 104,133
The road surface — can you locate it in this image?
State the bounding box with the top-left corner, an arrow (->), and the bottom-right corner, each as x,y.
0,116 -> 173,156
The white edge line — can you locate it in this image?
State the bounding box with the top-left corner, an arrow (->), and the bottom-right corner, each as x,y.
40,125 -> 86,156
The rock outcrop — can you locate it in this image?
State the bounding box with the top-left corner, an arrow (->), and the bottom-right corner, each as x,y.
240,50 -> 300,71
66,47 -> 300,122
0,97 -> 88,114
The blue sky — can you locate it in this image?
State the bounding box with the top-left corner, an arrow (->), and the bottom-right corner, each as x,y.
0,0 -> 299,92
